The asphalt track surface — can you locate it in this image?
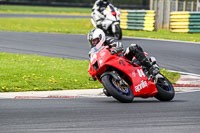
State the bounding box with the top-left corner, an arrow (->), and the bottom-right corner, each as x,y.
0,92 -> 200,133
0,13 -> 90,18
0,31 -> 200,74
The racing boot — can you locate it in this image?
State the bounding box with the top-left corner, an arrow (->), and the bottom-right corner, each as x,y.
149,65 -> 160,76
149,56 -> 160,76
140,58 -> 159,77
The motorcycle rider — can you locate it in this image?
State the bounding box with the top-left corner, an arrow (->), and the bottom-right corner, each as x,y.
88,28 -> 160,77
91,0 -> 110,28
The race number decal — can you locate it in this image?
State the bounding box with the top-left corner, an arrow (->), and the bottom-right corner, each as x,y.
137,69 -> 145,77
119,60 -> 125,66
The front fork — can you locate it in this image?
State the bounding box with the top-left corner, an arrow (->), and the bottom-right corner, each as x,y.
101,71 -> 127,86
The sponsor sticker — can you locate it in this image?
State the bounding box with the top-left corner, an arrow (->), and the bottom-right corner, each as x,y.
135,80 -> 147,92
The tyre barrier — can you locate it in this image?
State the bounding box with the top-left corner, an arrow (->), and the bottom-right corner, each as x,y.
120,10 -> 156,31
170,12 -> 200,33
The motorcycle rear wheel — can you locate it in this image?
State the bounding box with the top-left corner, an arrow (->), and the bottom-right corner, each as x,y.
155,73 -> 175,101
101,75 -> 133,103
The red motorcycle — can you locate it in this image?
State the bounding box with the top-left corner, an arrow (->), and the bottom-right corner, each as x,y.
88,45 -> 175,103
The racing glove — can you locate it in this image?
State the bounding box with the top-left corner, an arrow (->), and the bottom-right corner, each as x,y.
110,47 -> 124,55
110,42 -> 123,48
110,42 -> 124,55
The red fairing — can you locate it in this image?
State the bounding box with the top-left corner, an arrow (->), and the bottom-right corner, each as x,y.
112,12 -> 117,16
88,46 -> 158,98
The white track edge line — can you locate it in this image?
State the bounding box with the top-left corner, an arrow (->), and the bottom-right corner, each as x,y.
168,70 -> 200,77
124,36 -> 200,44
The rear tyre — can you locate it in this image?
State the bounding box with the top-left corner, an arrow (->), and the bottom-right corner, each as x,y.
114,24 -> 122,40
101,75 -> 133,103
155,73 -> 175,101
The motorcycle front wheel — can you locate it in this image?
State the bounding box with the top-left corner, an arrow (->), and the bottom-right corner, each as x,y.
155,73 -> 175,101
114,24 -> 122,40
101,75 -> 133,103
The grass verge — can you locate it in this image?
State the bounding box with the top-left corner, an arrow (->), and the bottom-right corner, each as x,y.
0,18 -> 92,34
0,52 -> 102,92
123,29 -> 200,43
0,5 -> 91,15
0,18 -> 200,42
0,53 -> 180,92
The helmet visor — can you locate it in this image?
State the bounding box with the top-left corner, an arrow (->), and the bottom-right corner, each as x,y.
91,38 -> 100,46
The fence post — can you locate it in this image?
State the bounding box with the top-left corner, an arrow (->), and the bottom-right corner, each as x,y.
150,0 -> 154,10
183,0 -> 186,11
156,0 -> 164,29
176,0 -> 178,11
154,0 -> 158,30
163,0 -> 171,29
191,1 -> 194,11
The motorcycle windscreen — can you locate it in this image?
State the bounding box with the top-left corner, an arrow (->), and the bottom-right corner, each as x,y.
89,46 -> 103,64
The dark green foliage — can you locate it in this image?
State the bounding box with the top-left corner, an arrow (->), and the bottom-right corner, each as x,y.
4,0 -> 150,9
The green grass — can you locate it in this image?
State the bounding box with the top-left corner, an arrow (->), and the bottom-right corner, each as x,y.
160,69 -> 180,84
0,53 -> 102,92
123,29 -> 200,43
0,18 -> 200,42
0,5 -> 91,15
0,18 -> 92,34
0,53 -> 179,92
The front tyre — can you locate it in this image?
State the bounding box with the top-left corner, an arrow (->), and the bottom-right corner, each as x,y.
101,75 -> 133,103
155,73 -> 175,101
114,24 -> 122,40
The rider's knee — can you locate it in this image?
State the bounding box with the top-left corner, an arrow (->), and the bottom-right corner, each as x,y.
129,44 -> 140,52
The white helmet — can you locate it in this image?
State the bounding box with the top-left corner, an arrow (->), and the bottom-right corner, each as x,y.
87,28 -> 105,48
